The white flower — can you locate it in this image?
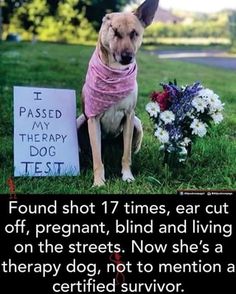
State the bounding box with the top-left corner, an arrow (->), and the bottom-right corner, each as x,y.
154,127 -> 169,143
190,119 -> 207,137
160,110 -> 175,124
196,89 -> 224,113
209,98 -> 224,113
208,93 -> 220,101
211,112 -> 224,124
180,137 -> 191,146
146,102 -> 160,118
197,88 -> 214,99
192,97 -> 208,113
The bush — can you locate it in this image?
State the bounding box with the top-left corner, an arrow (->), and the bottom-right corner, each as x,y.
229,12 -> 236,50
7,0 -> 97,44
144,20 -> 229,42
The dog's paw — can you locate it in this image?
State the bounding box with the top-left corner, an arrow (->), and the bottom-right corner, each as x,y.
93,166 -> 105,187
122,170 -> 135,183
93,178 -> 106,187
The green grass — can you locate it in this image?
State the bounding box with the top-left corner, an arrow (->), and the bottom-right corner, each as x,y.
0,41 -> 235,194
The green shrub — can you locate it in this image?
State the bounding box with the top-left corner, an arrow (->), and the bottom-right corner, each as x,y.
7,0 -> 97,44
144,21 -> 229,42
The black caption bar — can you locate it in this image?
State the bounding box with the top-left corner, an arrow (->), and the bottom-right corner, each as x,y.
0,195 -> 235,294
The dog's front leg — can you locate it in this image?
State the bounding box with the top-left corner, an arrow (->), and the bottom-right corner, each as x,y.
88,117 -> 105,187
122,111 -> 135,182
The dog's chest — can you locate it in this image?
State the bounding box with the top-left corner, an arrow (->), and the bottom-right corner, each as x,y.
100,84 -> 137,137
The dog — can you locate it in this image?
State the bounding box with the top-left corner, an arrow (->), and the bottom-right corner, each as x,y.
77,0 -> 159,187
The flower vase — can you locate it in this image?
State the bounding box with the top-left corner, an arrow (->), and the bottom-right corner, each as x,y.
186,142 -> 192,157
163,142 -> 192,169
163,151 -> 180,168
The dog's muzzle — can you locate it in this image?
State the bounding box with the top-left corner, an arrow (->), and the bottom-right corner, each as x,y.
120,51 -> 134,65
114,51 -> 134,65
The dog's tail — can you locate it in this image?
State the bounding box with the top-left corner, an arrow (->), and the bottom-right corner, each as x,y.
133,116 -> 143,154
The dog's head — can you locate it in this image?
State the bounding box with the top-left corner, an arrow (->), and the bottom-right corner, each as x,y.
99,0 -> 159,66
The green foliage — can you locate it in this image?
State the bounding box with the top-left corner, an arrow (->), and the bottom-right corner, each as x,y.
77,0 -> 128,31
3,0 -> 129,37
0,42 -> 235,194
2,0 -> 26,24
143,10 -> 232,45
229,11 -> 236,50
10,0 -> 49,34
38,0 -> 97,43
8,0 -> 97,43
144,20 -> 229,42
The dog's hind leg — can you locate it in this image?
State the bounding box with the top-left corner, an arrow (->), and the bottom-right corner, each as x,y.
77,114 -> 94,170
133,116 -> 143,154
77,114 -> 87,152
77,114 -> 86,128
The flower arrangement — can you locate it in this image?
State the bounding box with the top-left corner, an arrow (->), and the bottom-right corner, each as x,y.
146,80 -> 224,166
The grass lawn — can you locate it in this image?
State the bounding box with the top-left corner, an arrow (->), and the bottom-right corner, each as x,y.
0,41 -> 235,194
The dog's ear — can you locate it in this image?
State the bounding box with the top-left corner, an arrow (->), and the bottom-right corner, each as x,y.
134,0 -> 159,28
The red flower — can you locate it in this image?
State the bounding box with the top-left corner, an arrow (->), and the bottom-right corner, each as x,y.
150,90 -> 170,111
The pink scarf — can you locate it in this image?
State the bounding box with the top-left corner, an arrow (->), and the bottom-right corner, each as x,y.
83,47 -> 137,118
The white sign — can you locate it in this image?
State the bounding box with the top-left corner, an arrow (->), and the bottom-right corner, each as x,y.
14,86 -> 80,177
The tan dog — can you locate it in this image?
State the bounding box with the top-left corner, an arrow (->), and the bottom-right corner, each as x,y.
77,0 -> 159,187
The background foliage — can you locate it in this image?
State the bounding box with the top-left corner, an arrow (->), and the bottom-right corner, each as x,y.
1,0 -> 236,46
2,0 -> 126,27
2,0 -> 127,43
229,11 -> 236,51
5,0 -> 97,42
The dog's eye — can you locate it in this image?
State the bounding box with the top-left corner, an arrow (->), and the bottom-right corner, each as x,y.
130,30 -> 138,39
114,29 -> 122,39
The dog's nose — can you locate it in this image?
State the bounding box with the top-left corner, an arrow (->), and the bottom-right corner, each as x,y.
120,52 -> 133,65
